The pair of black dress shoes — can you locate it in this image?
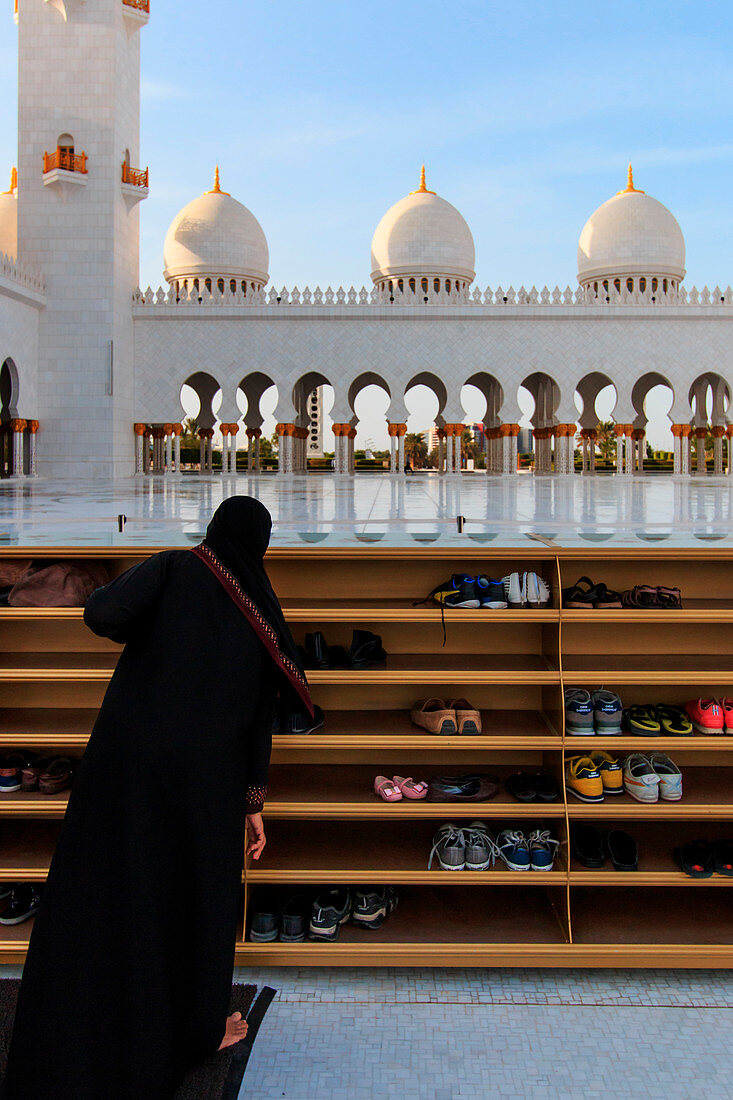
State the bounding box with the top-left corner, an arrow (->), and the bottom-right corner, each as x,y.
299,630 -> 387,671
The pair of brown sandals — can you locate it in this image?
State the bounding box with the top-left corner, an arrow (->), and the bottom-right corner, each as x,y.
563,576 -> 682,610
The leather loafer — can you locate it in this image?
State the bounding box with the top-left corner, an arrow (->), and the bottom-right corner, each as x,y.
38,756 -> 74,796
427,773 -> 499,802
348,630 -> 387,670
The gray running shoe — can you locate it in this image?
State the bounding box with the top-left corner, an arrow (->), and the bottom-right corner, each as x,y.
428,823 -> 465,870
464,821 -> 499,871
592,689 -> 623,734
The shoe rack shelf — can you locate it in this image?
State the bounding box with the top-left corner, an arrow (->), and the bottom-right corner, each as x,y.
1,546 -> 733,966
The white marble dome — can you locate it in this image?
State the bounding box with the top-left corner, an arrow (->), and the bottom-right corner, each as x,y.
0,180 -> 17,261
370,168 -> 475,286
577,167 -> 685,286
163,170 -> 269,286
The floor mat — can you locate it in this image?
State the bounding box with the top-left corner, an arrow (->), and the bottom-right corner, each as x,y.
0,979 -> 276,1099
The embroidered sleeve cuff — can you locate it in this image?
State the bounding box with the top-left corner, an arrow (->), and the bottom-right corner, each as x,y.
245,785 -> 267,814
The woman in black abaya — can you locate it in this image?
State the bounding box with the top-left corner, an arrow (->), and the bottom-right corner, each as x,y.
5,497 -> 311,1099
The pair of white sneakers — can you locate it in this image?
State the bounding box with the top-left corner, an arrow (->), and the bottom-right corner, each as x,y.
501,572 -> 551,608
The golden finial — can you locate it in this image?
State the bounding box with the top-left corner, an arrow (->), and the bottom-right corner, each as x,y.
617,162 -> 644,195
205,166 -> 230,196
410,164 -> 436,195
2,167 -> 17,195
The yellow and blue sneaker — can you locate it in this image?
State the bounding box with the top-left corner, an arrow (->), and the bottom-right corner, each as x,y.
589,751 -> 624,795
565,756 -> 604,802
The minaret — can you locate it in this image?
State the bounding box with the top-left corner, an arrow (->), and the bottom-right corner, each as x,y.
16,0 -> 148,477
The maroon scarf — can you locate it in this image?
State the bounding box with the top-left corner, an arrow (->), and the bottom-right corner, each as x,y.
191,543 -> 313,716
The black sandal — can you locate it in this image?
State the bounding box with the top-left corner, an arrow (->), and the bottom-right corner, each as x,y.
561,576 -> 596,608
674,840 -> 713,878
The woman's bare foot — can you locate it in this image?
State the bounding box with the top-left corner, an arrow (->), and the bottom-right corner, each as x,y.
218,1011 -> 248,1050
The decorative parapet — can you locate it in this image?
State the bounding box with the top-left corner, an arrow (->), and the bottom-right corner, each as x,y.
0,250 -> 45,305
132,281 -> 733,311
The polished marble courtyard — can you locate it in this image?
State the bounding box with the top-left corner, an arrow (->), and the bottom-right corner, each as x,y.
0,471 -> 732,547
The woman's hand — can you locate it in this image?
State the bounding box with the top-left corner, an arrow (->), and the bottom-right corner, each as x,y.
245,813 -> 266,860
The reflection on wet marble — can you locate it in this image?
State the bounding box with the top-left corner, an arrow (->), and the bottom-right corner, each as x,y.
0,472 -> 731,548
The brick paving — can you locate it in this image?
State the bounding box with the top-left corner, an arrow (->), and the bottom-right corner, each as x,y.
236,967 -> 733,1099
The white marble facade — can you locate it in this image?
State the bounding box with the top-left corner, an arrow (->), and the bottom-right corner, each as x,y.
0,0 -> 731,480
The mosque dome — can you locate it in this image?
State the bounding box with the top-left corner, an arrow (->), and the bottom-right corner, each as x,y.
163,168 -> 269,288
0,168 -> 18,261
577,165 -> 685,291
370,167 -> 475,291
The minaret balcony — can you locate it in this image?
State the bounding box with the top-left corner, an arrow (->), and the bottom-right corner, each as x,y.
121,162 -> 149,205
42,148 -> 88,200
122,0 -> 149,32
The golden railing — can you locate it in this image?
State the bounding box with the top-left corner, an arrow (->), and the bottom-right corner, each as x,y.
121,163 -> 149,187
43,148 -> 88,174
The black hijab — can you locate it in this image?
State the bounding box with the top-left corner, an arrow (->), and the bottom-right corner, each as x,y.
202,496 -> 310,710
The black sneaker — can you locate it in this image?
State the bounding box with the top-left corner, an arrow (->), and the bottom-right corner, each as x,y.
249,894 -> 280,942
279,894 -> 312,943
352,887 -> 398,930
0,884 -> 41,925
272,705 -> 325,736
415,574 -> 479,610
309,888 -> 351,941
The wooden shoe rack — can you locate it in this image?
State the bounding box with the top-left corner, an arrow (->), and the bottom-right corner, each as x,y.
1,545 -> 733,967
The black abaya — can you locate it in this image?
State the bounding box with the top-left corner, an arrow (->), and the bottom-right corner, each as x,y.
5,548 -> 279,1099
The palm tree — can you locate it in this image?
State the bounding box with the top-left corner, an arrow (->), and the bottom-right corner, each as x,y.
596,421 -> 617,463
404,432 -> 428,468
180,417 -> 199,448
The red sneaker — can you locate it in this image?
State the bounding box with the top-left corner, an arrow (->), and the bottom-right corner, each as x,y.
684,698 -> 724,735
719,697 -> 733,735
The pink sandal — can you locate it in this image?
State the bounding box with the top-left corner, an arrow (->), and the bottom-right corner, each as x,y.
374,775 -> 403,802
392,775 -> 428,800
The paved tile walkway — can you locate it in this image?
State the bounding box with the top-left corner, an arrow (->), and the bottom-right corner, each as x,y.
0,471 -> 731,547
236,967 -> 733,1099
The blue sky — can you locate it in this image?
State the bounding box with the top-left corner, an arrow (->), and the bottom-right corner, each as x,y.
2,0 -> 732,446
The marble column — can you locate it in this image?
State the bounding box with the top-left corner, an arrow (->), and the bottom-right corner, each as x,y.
727,426 -> 733,475
10,419 -> 26,477
444,426 -> 454,474
679,430 -> 688,475
220,424 -> 230,473
623,426 -> 634,476
386,424 -> 398,474
198,429 -> 206,472
27,420 -> 39,477
671,424 -> 683,475
614,424 -> 625,475
712,426 -> 725,475
694,427 -> 708,475
396,425 -> 407,474
453,429 -> 462,473
163,423 -> 173,474
134,423 -> 146,475
632,430 -> 644,474
172,423 -> 182,473
348,427 -> 357,474
436,429 -> 446,474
